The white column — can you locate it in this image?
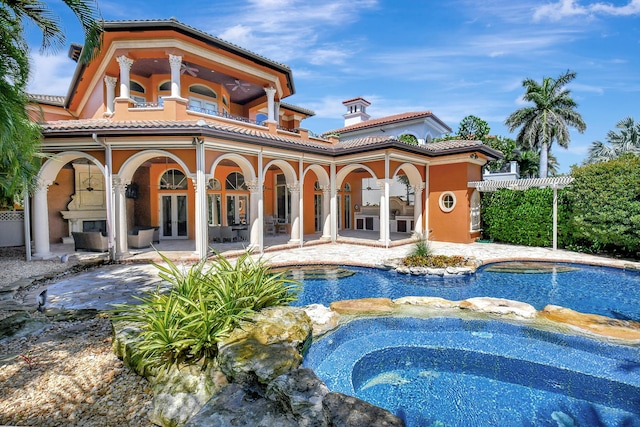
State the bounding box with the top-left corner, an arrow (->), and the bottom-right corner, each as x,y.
384,153 -> 390,247
113,178 -> 129,258
298,158 -> 304,247
168,54 -> 182,99
194,139 -> 207,259
321,185 -> 331,239
116,55 -> 134,100
412,183 -> 425,237
425,164 -> 430,238
553,185 -> 558,251
330,162 -> 337,242
377,179 -> 388,244
264,87 -> 276,122
247,179 -> 261,251
288,182 -> 300,244
104,76 -> 117,114
257,151 -> 264,252
103,141 -> 115,260
32,179 -> 53,259
274,101 -> 281,124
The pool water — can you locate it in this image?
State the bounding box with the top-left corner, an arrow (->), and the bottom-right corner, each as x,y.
303,317 -> 640,427
290,263 -> 640,322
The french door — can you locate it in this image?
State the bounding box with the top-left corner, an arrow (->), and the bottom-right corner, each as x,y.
160,194 -> 188,239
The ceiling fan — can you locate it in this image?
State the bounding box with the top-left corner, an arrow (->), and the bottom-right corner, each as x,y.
180,62 -> 199,76
226,79 -> 251,92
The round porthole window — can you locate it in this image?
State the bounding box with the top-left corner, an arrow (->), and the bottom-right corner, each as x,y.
439,192 -> 456,213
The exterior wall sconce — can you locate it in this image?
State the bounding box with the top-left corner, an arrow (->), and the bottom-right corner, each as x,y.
470,153 -> 479,159
354,204 -> 359,211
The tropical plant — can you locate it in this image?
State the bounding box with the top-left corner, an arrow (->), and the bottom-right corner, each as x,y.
398,133 -> 418,145
111,251 -> 300,371
483,135 -> 517,172
505,70 -> 586,178
585,117 -> 640,164
0,0 -> 102,205
458,115 -> 490,140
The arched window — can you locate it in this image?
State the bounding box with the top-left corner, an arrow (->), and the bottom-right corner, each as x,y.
158,81 -> 171,91
160,169 -> 188,190
222,95 -> 229,107
130,81 -> 145,93
207,178 -> 221,190
225,172 -> 246,190
189,84 -> 217,98
398,134 -> 418,145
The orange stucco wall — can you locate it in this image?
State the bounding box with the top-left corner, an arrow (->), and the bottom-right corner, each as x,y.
428,162 -> 482,243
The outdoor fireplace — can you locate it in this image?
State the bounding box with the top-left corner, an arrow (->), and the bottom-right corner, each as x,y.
60,163 -> 107,243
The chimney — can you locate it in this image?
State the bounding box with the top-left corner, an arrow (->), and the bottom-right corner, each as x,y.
342,97 -> 371,127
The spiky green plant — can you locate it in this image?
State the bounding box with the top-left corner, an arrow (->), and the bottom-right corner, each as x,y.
111,250 -> 299,371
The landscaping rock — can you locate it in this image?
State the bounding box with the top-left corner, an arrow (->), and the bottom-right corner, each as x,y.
217,306 -> 313,386
303,304 -> 340,337
149,361 -> 228,427
0,312 -> 49,342
323,392 -> 405,427
330,298 -> 395,315
459,297 -> 537,318
265,368 -> 329,427
542,304 -> 640,341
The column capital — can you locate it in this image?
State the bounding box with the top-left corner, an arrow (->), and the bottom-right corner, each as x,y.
168,54 -> 182,68
320,184 -> 331,194
264,86 -> 276,97
116,55 -> 134,70
412,182 -> 425,193
287,182 -> 300,193
246,178 -> 261,193
104,75 -> 117,87
36,178 -> 54,192
113,177 -> 130,193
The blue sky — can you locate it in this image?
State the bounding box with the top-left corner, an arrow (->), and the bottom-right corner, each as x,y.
25,0 -> 640,173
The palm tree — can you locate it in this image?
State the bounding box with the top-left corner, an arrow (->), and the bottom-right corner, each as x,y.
585,117 -> 640,164
505,70 -> 586,178
0,1 -> 102,205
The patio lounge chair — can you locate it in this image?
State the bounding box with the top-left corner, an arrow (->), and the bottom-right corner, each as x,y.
127,228 -> 155,249
220,226 -> 235,242
72,231 -> 108,252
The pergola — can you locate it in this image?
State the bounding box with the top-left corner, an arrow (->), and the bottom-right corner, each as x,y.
468,176 -> 574,250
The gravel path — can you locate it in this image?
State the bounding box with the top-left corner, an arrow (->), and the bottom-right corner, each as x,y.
0,247 -> 154,426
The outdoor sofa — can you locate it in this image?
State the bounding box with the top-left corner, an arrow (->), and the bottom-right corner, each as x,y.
71,231 -> 108,252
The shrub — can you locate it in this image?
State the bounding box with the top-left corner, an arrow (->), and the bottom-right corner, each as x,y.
111,251 -> 300,371
481,187 -> 572,247
403,254 -> 466,268
564,154 -> 640,256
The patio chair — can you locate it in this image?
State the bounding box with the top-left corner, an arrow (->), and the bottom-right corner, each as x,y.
264,216 -> 276,236
237,228 -> 250,241
209,225 -> 221,242
127,228 -> 154,249
220,226 -> 235,242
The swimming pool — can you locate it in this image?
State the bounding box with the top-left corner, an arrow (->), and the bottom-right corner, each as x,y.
290,262 -> 640,322
303,317 -> 640,427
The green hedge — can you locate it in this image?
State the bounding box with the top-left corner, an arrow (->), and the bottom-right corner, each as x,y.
481,188 -> 562,247
481,154 -> 640,256
564,154 -> 640,255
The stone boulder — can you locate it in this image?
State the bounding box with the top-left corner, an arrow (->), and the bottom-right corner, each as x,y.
303,304 -> 340,337
217,306 -> 313,386
323,392 -> 405,426
459,297 -> 537,319
187,369 -> 405,427
149,361 -> 228,427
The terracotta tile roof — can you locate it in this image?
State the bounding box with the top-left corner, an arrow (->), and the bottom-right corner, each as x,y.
280,102 -> 315,117
39,119 -> 500,159
29,94 -> 65,106
323,111 -> 451,136
342,97 -> 371,105
40,119 -> 334,151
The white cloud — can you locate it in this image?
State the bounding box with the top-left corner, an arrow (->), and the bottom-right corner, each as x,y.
27,51 -> 77,96
534,0 -> 640,22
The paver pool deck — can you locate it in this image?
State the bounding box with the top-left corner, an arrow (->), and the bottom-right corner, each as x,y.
24,241 -> 640,311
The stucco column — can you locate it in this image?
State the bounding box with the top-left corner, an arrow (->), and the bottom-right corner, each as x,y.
113,178 -> 129,258
330,162 -> 337,242
194,139 -> 207,259
377,179 -> 388,244
247,179 -> 261,251
104,76 -> 117,114
321,185 -> 331,239
264,87 -> 276,122
32,179 -> 53,259
168,54 -> 182,99
288,182 -> 300,244
412,183 -> 425,237
116,55 -> 134,100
